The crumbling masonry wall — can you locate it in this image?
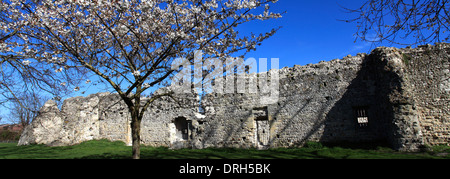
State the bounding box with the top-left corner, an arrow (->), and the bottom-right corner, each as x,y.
18,44 -> 449,151
401,44 -> 450,146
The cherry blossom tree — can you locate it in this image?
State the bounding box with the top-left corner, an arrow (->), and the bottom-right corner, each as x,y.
3,0 -> 282,158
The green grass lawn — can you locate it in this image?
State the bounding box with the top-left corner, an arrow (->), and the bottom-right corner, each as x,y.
0,139 -> 449,159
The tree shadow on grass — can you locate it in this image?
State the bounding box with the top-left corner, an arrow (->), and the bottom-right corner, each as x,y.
76,153 -> 130,159
5,141 -> 442,159
138,147 -> 337,159
75,147 -> 334,159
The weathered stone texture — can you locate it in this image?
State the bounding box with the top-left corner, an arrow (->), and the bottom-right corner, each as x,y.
401,44 -> 450,146
18,100 -> 63,146
19,43 -> 449,151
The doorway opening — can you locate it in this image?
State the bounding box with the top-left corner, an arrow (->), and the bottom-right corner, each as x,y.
256,116 -> 269,146
174,117 -> 191,140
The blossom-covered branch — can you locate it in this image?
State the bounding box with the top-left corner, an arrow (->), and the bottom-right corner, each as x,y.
2,0 -> 282,159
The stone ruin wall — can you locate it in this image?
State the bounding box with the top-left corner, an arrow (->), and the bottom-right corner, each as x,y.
18,43 -> 449,151
198,54 -> 369,149
18,91 -> 200,147
401,44 -> 450,146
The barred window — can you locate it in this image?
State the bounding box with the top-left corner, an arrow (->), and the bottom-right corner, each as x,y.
354,107 -> 369,127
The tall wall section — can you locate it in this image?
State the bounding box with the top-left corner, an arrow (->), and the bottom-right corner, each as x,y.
197,54 -> 372,149
401,44 -> 450,146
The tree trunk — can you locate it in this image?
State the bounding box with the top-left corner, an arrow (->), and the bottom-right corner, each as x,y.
131,115 -> 141,159
130,85 -> 143,159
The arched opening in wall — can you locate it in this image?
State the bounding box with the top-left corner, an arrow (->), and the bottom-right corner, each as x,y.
174,117 -> 191,141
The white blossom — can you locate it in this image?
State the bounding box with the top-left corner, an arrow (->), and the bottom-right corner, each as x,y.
4,0 -> 281,106
132,70 -> 140,77
2,0 -> 282,159
22,60 -> 31,66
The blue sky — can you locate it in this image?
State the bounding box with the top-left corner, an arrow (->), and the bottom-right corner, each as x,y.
241,0 -> 408,68
61,0 -> 415,100
77,0 -> 406,97
1,0 -> 417,124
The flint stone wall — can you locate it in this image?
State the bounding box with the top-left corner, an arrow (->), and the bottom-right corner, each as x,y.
19,92 -> 199,147
19,44 -> 450,151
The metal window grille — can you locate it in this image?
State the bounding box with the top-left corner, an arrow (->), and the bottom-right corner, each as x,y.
355,108 -> 369,127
